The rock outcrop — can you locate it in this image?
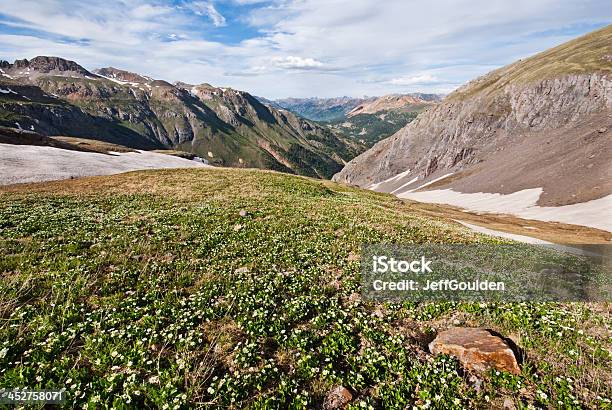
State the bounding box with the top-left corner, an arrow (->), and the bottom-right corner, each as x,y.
429,327 -> 521,375
1,56 -> 95,80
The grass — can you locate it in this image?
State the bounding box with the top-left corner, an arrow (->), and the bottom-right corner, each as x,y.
0,168 -> 610,408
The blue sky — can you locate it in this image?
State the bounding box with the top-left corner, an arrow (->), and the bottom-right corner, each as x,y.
0,0 -> 609,98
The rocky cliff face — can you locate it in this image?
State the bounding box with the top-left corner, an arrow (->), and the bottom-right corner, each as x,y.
333,25 -> 612,206
0,58 -> 363,178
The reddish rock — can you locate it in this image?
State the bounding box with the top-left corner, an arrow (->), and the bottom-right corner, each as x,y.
429,327 -> 520,375
323,386 -> 352,410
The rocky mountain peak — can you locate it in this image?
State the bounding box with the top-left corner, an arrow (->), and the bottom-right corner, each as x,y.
8,56 -> 94,78
93,67 -> 150,84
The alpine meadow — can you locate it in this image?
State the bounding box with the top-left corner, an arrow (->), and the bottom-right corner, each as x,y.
0,1 -> 610,409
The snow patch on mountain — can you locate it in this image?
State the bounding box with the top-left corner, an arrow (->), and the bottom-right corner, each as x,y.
0,143 -> 209,186
399,188 -> 612,232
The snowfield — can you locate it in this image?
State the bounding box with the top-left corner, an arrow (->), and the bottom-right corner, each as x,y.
0,143 -> 209,186
399,188 -> 612,233
368,168 -> 412,190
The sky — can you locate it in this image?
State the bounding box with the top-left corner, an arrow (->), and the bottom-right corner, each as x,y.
0,0 -> 610,98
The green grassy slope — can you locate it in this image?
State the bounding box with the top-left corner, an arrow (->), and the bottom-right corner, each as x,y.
0,169 -> 609,408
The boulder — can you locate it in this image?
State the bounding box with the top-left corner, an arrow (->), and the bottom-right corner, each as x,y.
323,386 -> 352,410
429,327 -> 520,375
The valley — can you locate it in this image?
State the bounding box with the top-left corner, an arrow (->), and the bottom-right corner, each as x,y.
269,94 -> 442,147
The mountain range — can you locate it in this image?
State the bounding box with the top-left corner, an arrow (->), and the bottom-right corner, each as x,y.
265,96 -> 372,122
334,24 -> 611,225
267,93 -> 442,122
260,94 -> 442,147
0,58 -> 362,178
325,93 -> 442,147
1,26 -> 610,230
346,93 -> 441,117
0,57 -> 444,177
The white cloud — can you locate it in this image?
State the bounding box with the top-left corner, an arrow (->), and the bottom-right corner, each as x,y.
232,0 -> 611,97
229,0 -> 270,4
186,1 -> 227,27
272,56 -> 324,69
131,4 -> 173,19
0,0 -> 609,98
388,74 -> 440,86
